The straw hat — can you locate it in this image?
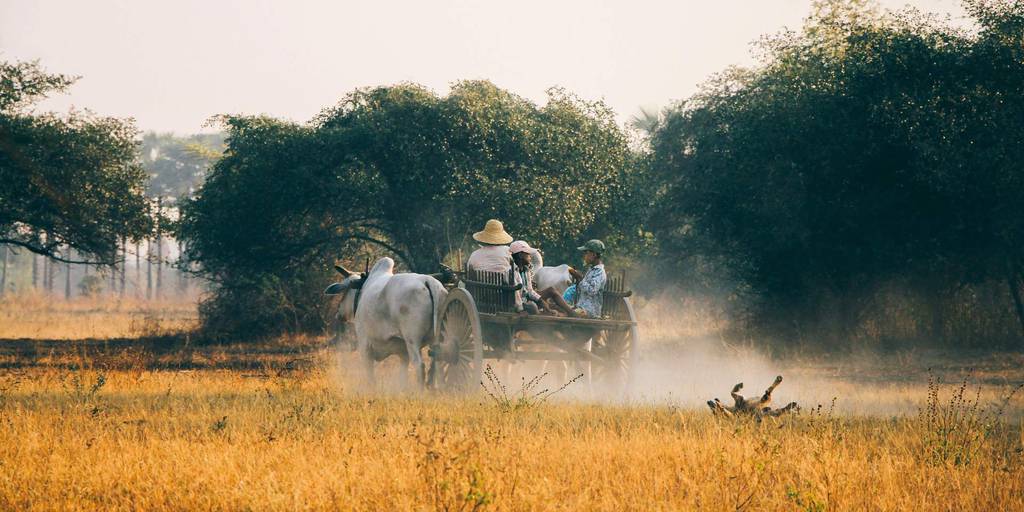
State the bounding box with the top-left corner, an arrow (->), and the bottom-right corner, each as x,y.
473,219 -> 513,245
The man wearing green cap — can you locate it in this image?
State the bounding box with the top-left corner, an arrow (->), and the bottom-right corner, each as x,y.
563,239 -> 607,318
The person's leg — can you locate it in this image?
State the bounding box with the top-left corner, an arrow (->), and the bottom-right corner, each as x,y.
539,287 -> 576,316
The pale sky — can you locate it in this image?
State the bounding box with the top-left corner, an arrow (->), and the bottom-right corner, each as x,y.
1,0 -> 968,134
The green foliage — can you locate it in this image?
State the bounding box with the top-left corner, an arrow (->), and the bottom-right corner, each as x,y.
650,0 -> 1024,344
313,81 -> 636,269
179,82 -> 640,337
196,269 -> 334,341
0,59 -> 152,264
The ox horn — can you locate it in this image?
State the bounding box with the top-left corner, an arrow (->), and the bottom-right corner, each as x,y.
334,263 -> 353,277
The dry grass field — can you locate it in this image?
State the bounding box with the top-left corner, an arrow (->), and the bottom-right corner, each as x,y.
0,295 -> 1022,510
0,293 -> 197,340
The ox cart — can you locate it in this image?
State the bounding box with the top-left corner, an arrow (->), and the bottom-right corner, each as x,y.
428,268 -> 639,392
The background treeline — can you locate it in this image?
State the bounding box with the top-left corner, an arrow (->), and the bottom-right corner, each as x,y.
648,0 -> 1024,348
0,99 -> 222,300
177,83 -> 650,337
4,0 -> 1024,350
179,0 -> 1024,347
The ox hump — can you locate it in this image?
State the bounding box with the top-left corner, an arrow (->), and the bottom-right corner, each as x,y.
368,257 -> 395,278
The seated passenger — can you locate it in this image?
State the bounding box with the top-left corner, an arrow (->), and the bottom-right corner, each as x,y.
467,219 -> 514,275
510,240 -> 544,315
532,238 -> 602,317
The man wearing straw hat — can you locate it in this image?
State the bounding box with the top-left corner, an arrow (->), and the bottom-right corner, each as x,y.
466,220 -> 519,350
467,219 -> 515,274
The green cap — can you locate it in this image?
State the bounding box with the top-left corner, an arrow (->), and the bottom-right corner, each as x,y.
577,239 -> 606,254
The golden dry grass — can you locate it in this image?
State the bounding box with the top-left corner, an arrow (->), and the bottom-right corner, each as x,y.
0,347 -> 1021,511
0,293 -> 198,339
0,296 -> 1022,510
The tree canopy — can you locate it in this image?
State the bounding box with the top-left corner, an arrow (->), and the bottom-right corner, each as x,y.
180,81 -> 639,274
649,0 -> 1024,342
177,81 -> 640,337
0,59 -> 152,264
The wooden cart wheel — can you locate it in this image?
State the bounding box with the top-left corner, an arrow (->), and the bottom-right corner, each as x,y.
431,288 -> 484,392
592,297 -> 640,392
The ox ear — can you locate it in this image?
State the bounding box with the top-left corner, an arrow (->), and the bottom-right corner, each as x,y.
334,264 -> 352,277
324,282 -> 347,295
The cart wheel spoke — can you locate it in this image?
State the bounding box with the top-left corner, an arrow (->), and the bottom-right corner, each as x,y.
436,289 -> 483,393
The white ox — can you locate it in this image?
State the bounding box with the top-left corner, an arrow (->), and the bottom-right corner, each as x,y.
526,250 -> 574,296
534,264 -> 573,296
325,257 -> 446,389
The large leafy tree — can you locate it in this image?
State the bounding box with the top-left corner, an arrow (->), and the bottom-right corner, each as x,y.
179,81 -> 638,337
0,60 -> 152,264
312,81 -> 634,270
650,0 -> 1024,343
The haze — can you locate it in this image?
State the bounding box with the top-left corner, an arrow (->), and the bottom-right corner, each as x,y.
1,0 -> 966,133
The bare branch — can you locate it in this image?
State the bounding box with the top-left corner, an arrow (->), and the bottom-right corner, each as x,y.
0,239 -> 114,266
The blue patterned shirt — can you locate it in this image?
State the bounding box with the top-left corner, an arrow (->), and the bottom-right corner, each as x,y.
574,264 -> 606,318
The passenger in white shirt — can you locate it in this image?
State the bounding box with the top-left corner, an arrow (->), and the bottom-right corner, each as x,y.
467,244 -> 513,274
466,219 -> 514,276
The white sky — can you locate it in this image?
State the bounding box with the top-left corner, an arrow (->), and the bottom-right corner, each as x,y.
0,0 -> 968,134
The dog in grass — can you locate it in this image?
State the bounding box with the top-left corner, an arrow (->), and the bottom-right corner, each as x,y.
707,375 -> 799,418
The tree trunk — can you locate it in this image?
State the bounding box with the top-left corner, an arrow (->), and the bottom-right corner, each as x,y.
0,245 -> 7,296
177,240 -> 186,296
32,252 -> 39,290
136,241 -> 141,297
120,237 -> 126,296
156,234 -> 163,300
1007,268 -> 1024,342
146,239 -> 152,300
110,245 -> 117,297
65,252 -> 71,300
46,255 -> 55,294
155,196 -> 163,300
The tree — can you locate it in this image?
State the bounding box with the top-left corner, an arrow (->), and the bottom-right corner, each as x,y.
178,81 -> 639,337
310,81 -> 634,271
0,59 -> 152,265
650,0 -> 1024,345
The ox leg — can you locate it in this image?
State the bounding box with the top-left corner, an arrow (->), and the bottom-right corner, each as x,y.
396,347 -> 410,391
426,348 -> 438,390
405,341 -> 426,391
359,344 -> 375,392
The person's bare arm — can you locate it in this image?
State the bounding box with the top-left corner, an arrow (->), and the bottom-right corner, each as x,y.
567,266 -> 584,282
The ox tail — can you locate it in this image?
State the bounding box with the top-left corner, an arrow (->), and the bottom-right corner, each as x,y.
424,279 -> 442,343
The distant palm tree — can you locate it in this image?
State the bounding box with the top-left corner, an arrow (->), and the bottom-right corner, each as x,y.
629,107 -> 660,136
